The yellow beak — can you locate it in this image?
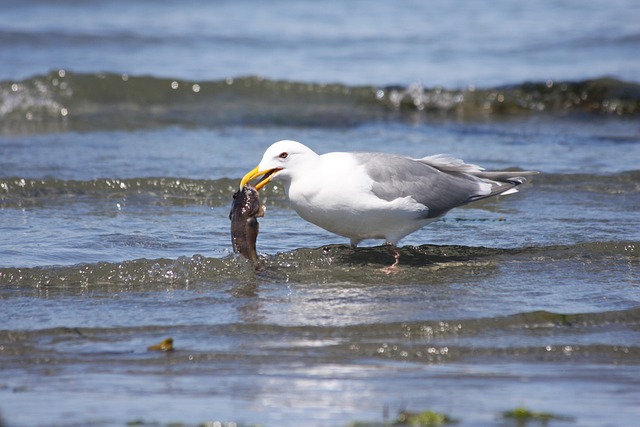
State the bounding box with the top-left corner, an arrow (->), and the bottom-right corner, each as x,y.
240,165 -> 279,190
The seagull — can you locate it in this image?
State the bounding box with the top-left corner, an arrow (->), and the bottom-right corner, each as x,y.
241,140 -> 537,267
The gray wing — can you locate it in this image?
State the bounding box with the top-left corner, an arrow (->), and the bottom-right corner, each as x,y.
357,152 -> 536,218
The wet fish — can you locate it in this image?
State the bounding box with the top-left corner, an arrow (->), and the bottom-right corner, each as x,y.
229,184 -> 265,263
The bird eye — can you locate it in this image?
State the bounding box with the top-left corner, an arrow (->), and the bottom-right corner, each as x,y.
278,152 -> 288,159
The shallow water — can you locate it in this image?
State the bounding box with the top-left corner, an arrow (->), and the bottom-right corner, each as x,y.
1,1 -> 640,426
2,118 -> 638,426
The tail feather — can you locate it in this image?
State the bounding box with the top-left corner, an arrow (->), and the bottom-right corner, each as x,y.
476,170 -> 539,184
419,153 -> 539,203
420,154 -> 538,184
469,171 -> 539,202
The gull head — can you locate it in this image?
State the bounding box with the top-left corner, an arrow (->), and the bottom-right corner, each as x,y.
240,140 -> 318,190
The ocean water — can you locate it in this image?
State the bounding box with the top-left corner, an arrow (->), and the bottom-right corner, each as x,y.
1,1 -> 639,427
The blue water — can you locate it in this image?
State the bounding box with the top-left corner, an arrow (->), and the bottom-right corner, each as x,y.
1,1 -> 639,427
2,0 -> 639,86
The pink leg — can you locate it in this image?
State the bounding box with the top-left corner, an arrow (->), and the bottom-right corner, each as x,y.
382,244 -> 400,273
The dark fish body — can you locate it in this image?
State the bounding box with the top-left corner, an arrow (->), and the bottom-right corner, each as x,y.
229,185 -> 264,263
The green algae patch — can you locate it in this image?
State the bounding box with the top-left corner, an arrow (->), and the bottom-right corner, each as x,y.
503,407 -> 573,425
349,409 -> 456,427
394,410 -> 457,426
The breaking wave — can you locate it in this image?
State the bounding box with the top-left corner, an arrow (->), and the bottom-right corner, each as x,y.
1,71 -> 639,133
1,172 -> 638,209
1,241 -> 636,289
